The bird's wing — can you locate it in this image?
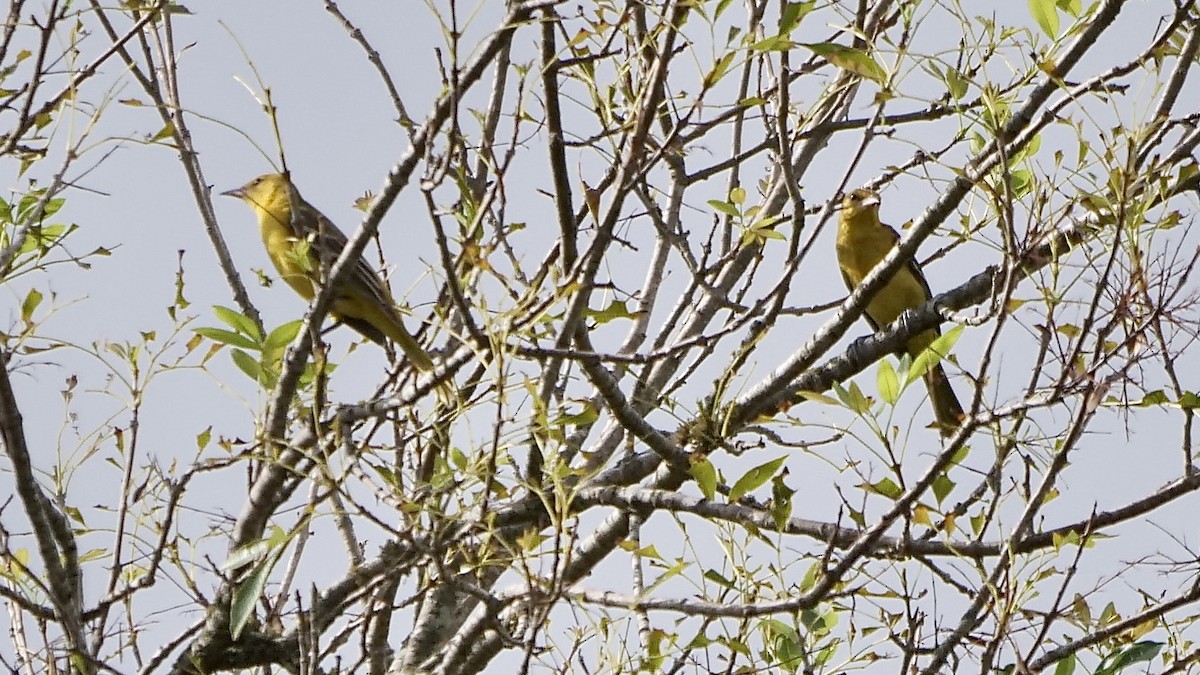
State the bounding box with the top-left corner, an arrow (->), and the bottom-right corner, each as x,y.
288,198 -> 400,315
853,222 -> 939,334
883,222 -> 936,304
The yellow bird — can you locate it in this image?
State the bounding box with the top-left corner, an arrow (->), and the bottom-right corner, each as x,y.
836,188 -> 963,435
222,173 -> 434,371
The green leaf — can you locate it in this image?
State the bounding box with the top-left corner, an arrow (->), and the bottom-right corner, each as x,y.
1010,133 -> 1041,165
944,66 -> 968,99
690,458 -> 718,500
1133,390 -> 1168,407
728,455 -> 787,502
877,359 -> 899,405
1053,655 -> 1077,675
802,43 -> 886,83
20,288 -> 42,322
1178,160 -> 1197,186
78,548 -> 108,563
1028,0 -> 1060,37
840,380 -> 871,413
230,557 -> 273,640
20,223 -> 70,255
1095,641 -> 1163,675
770,475 -> 794,531
705,52 -> 736,88
749,35 -> 796,53
863,476 -> 903,499
587,299 -> 637,325
212,305 -> 262,341
778,1 -> 815,36
931,474 -> 954,504
704,569 -> 735,588
970,512 -> 986,535
193,327 -> 260,351
908,325 -> 963,383
713,0 -> 735,21
1008,168 -> 1034,198
795,390 -> 840,406
263,320 -> 303,353
707,199 -> 741,217
230,349 -> 266,385
1178,391 -> 1200,409
644,627 -> 667,671
149,121 -> 176,143
557,400 -> 599,427
221,537 -> 272,572
739,221 -> 787,248
1055,0 -> 1081,18
798,561 -> 821,593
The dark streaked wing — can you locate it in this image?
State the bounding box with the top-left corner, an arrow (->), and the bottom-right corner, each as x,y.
287,193 -> 405,326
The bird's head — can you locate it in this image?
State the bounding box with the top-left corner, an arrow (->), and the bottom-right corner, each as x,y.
221,173 -> 292,219
840,188 -> 881,219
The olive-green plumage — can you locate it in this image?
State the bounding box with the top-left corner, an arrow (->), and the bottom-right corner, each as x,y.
222,173 -> 434,371
836,188 -> 963,435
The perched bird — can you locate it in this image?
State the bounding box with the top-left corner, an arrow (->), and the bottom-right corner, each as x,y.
222,173 -> 434,371
836,188 -> 963,435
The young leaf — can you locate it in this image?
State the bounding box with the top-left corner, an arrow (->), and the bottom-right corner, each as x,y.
212,305 -> 262,341
908,325 -> 963,383
1028,0 -> 1060,37
728,455 -> 787,502
877,359 -> 899,405
802,43 -> 886,83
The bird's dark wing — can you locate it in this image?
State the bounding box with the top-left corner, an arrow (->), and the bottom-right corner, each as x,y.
337,316 -> 389,345
851,222 -> 940,337
883,222 -> 936,304
288,194 -> 403,323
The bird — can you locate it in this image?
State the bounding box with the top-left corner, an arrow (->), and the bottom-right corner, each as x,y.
222,173 -> 434,371
836,187 -> 963,435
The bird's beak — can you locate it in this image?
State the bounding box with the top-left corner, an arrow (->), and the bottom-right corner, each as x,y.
220,186 -> 245,199
859,194 -> 880,208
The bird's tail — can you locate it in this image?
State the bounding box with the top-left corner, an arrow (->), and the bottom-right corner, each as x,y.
389,323 -> 435,372
924,363 -> 964,437
339,314 -> 435,371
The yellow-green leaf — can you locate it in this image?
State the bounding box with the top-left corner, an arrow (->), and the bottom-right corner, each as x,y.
263,320 -> 303,353
728,455 -> 786,502
21,288 -> 42,322
944,66 -> 968,99
862,476 -> 902,500
193,327 -> 259,351
908,325 -> 962,383
802,43 -> 886,83
796,390 -> 840,406
212,305 -> 262,340
231,349 -> 266,385
587,299 -> 637,325
1056,0 -> 1081,17
778,1 -> 815,35
877,359 -> 899,405
1029,0 -> 1059,37
691,457 -> 717,500
708,199 -> 740,217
